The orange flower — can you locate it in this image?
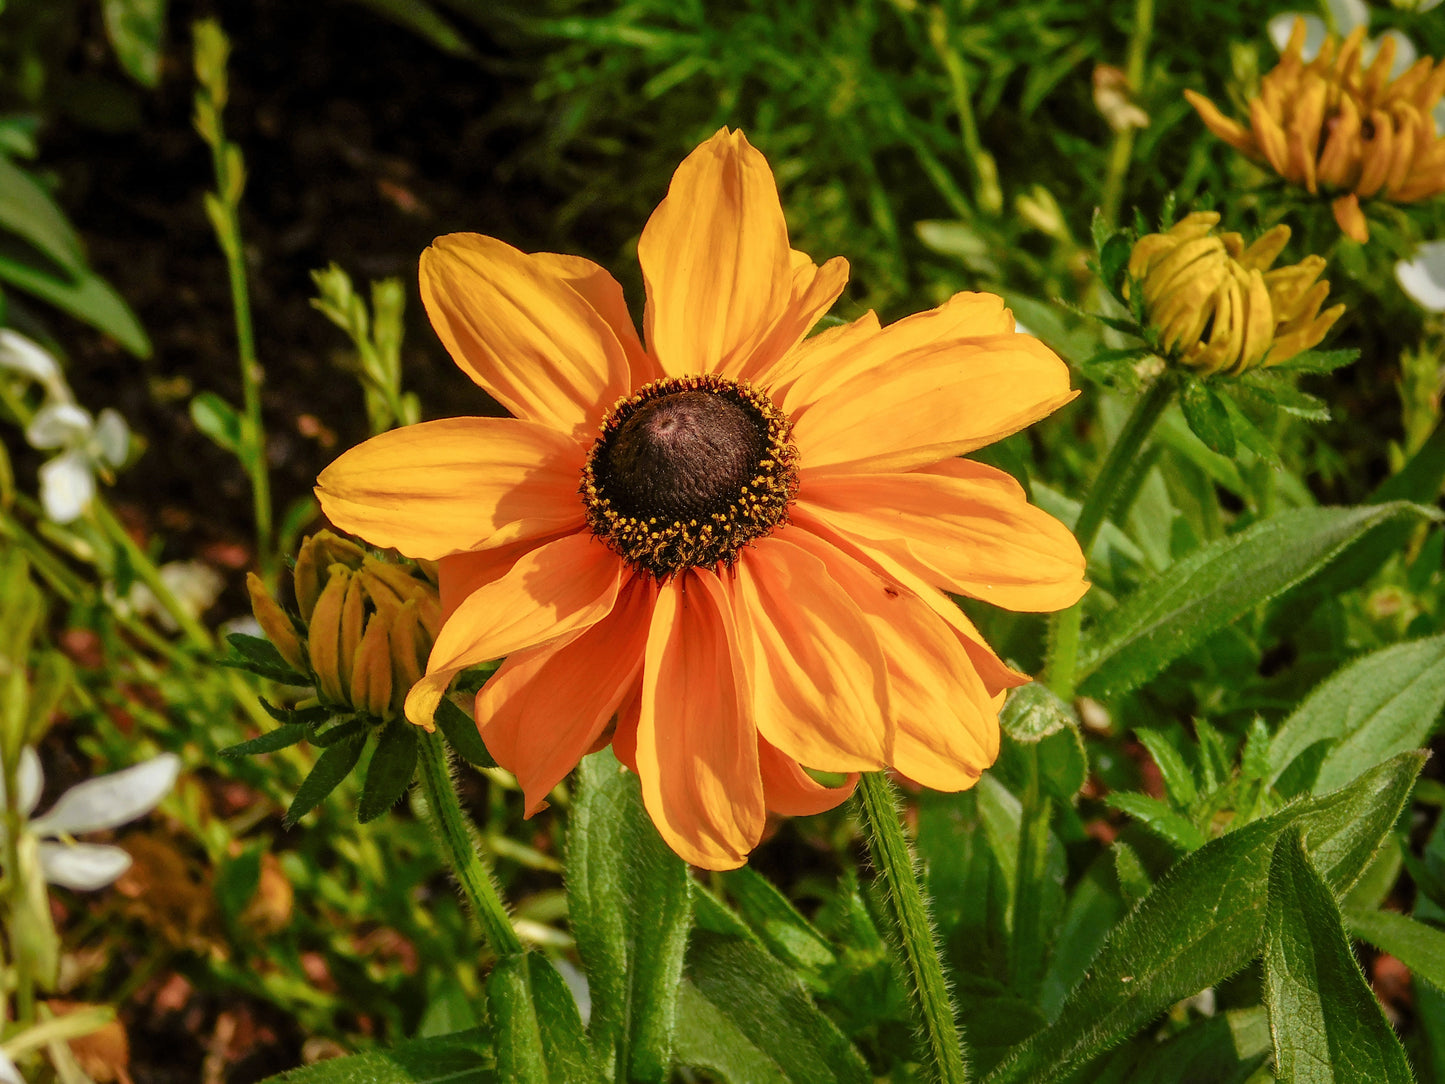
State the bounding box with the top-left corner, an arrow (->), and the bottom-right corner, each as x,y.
1185,17 -> 1445,242
316,129 -> 1087,869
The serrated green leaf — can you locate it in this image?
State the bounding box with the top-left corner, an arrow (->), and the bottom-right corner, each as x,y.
1234,375 -> 1331,421
284,733 -> 366,826
675,925 -> 870,1084
1000,682 -> 1074,742
984,753 -> 1423,1084
1133,729 -> 1198,807
266,1028 -> 493,1082
358,718 -> 419,823
220,633 -> 310,685
190,391 -> 244,455
219,722 -> 308,758
487,952 -> 600,1084
1268,634 -> 1445,794
1265,832 -> 1413,1083
434,695 -> 496,768
311,716 -> 367,747
1216,390 -> 1281,466
0,155 -> 85,275
1098,233 -> 1133,295
722,866 -> 836,978
1180,379 -> 1236,457
257,698 -> 331,727
101,0 -> 168,87
0,247 -> 150,358
1077,503 -> 1431,700
1345,909 -> 1445,993
1267,347 -> 1358,374
567,747 -> 690,1081
1105,793 -> 1207,851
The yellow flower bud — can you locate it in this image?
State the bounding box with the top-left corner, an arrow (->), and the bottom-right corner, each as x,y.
245,572 -> 308,675
293,531 -> 366,621
1127,213 -> 1345,376
349,617 -> 394,719
306,567 -> 351,705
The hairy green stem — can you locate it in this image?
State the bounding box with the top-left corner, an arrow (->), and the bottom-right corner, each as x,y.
1011,749 -> 1054,1002
416,730 -> 523,958
1097,0 -> 1156,227
858,772 -> 968,1083
1048,375 -> 1176,701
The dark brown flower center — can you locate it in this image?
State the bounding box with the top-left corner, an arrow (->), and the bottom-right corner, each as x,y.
581,376 -> 797,579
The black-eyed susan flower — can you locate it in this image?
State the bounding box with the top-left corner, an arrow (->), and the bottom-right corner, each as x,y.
1185,17 -> 1445,242
247,531 -> 440,721
315,129 -> 1088,870
1127,211 -> 1345,375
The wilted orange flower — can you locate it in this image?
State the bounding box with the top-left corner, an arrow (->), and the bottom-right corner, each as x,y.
1185,17 -> 1445,242
316,129 -> 1087,869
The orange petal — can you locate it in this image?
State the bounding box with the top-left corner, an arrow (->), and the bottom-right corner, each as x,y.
1183,89 -> 1257,155
436,535 -> 561,624
419,234 -> 633,439
791,335 -> 1077,474
404,532 -> 621,726
780,528 -> 999,789
316,418 -> 585,561
638,129 -> 794,380
1331,194 -> 1370,244
731,537 -> 889,773
531,252 -> 661,389
797,459 -> 1087,612
778,292 -> 1015,414
788,505 -> 1030,697
611,681 -> 642,772
635,569 -> 765,870
476,574 -> 656,815
758,736 -> 858,816
731,252 -> 850,386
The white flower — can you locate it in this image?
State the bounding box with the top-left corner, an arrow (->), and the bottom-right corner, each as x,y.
0,329 -> 70,403
117,560 -> 226,633
24,401 -> 130,524
1396,240 -> 1445,312
1,749 -> 180,890
1267,0 -> 1417,78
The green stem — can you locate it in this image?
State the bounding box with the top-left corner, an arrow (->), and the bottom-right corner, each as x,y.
858,772 -> 968,1084
416,730 -> 523,958
1097,0 -> 1156,227
1011,748 -> 1053,1002
91,502 -> 215,653
1048,374 -> 1176,701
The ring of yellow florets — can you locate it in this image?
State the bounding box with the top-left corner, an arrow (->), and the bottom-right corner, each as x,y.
581,375 -> 798,580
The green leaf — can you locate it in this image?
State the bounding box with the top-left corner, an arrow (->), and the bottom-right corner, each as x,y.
343,0 -> 477,58
722,866 -> 837,978
283,732 -> 367,827
487,952 -> 600,1084
567,748 -> 691,1081
264,1028 -> 493,1082
1264,832 -> 1413,1083
101,0 -> 168,87
0,246 -> 150,358
1097,233 -> 1133,295
1345,909 -> 1445,993
190,391 -> 244,456
1124,1006 -> 1271,1084
219,722 -> 307,758
434,695 -> 497,768
1077,503 -> 1432,700
358,718 -> 419,823
218,634 -> 311,685
984,753 -> 1423,1084
0,155 -> 85,275
1000,682 -> 1074,742
1374,424 -> 1445,506
1268,347 -> 1359,374
674,921 -> 870,1083
1104,793 -> 1207,851
1180,379 -> 1236,458
1268,634 -> 1445,794
1133,729 -> 1198,807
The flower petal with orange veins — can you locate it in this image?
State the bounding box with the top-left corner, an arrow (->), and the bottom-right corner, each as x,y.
731,252 -> 850,386
1331,193 -> 1370,243
638,128 -> 794,381
758,737 -> 858,816
476,575 -> 656,815
791,336 -> 1077,474
635,569 -> 765,870
317,418 -> 585,561
781,528 -> 999,788
798,459 -> 1087,612
404,532 -> 621,727
531,252 -> 662,388
420,234 -> 634,438
779,292 -> 1016,413
436,535 -> 568,624
731,538 -> 889,773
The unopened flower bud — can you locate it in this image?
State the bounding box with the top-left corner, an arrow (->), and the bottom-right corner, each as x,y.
245,573 -> 307,674
1127,212 -> 1344,376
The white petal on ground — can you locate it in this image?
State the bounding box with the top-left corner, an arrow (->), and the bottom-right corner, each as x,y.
38,449 -> 96,524
94,408 -> 131,467
1395,241 -> 1445,312
30,753 -> 180,837
25,401 -> 93,451
38,841 -> 133,891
